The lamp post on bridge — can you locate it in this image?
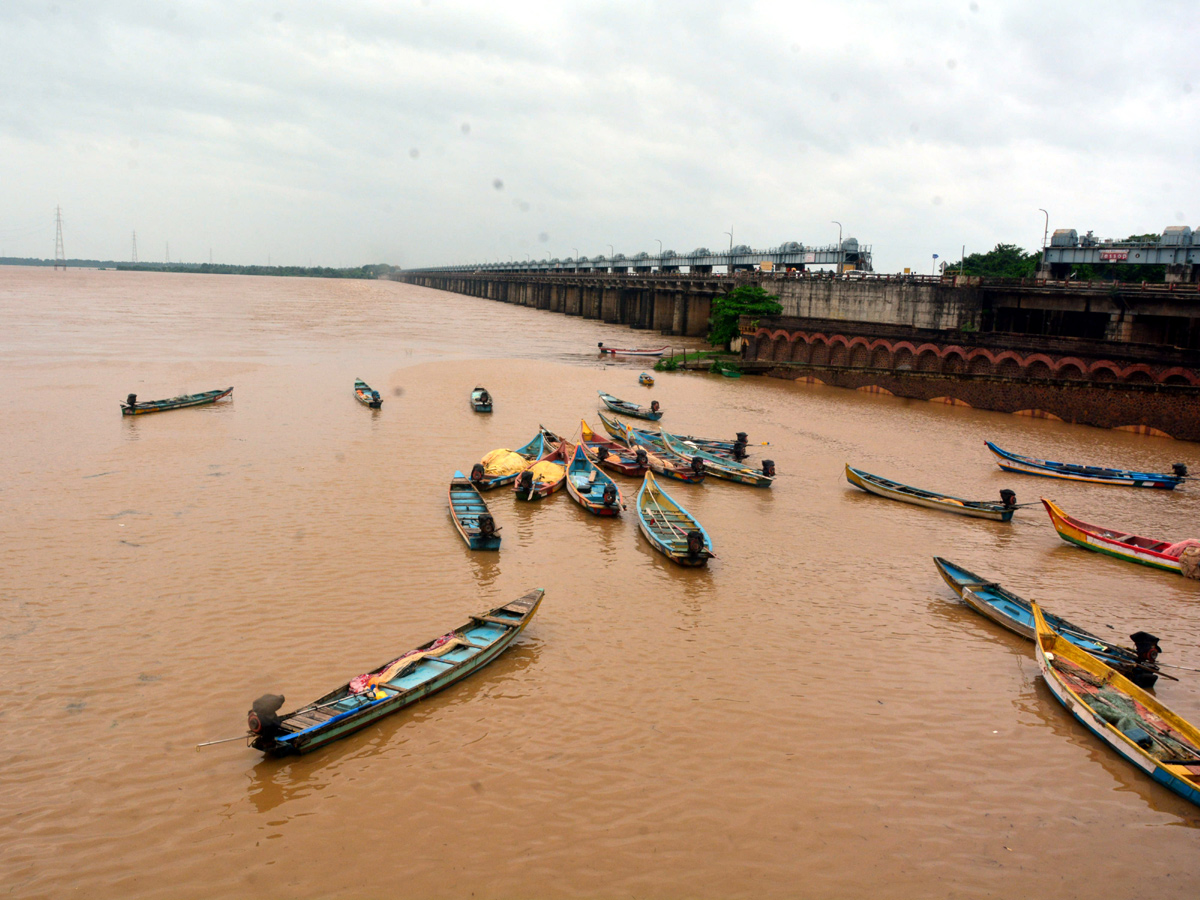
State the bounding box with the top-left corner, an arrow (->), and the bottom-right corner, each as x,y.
1038,208 -> 1049,277
832,221 -> 842,274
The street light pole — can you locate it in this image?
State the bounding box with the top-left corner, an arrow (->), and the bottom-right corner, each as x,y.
655,239 -> 662,256
831,221 -> 842,273
1038,208 -> 1049,277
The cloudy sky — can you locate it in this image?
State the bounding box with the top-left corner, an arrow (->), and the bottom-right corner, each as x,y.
2,1 -> 1196,272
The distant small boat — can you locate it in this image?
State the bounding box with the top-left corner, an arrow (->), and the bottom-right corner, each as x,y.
985,441 -> 1186,489
636,472 -> 714,566
598,390 -> 662,421
846,465 -> 1016,521
563,442 -> 625,516
719,367 -> 742,379
1042,498 -> 1200,578
598,342 -> 668,357
513,448 -> 567,501
933,557 -> 1162,688
471,433 -> 546,491
661,431 -> 774,487
470,386 -> 493,413
1033,602 -> 1200,808
248,589 -> 543,756
639,372 -> 655,386
121,386 -> 232,416
355,378 -> 383,409
448,471 -> 501,550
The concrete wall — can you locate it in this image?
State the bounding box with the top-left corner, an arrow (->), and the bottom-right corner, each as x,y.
772,279 -> 981,330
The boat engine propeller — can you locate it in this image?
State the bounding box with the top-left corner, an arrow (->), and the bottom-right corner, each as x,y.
1173,463 -> 1189,478
686,530 -> 705,558
517,470 -> 534,496
1000,489 -> 1017,508
470,463 -> 486,484
602,483 -> 618,506
650,400 -> 660,413
635,448 -> 648,467
126,393 -> 137,407
479,390 -> 490,405
732,440 -> 748,461
690,456 -> 705,475
761,459 -> 776,477
736,432 -> 748,444
248,694 -> 286,739
596,446 -> 609,461
1131,631 -> 1162,666
478,514 -> 496,537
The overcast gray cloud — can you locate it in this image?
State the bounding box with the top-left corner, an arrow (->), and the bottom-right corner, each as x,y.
1,0 -> 1196,272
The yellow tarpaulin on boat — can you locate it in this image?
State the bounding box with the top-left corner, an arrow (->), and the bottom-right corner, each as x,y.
527,460 -> 565,482
482,448 -> 529,477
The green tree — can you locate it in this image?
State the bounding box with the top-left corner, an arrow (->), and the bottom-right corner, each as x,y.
949,243 -> 1039,279
708,285 -> 782,348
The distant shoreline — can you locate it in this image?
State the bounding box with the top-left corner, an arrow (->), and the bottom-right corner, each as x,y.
0,258 -> 400,279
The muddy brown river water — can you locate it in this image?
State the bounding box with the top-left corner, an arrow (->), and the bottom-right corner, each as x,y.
2,266 -> 1199,899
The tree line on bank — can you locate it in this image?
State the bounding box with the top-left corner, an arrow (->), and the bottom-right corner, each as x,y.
0,258 -> 400,279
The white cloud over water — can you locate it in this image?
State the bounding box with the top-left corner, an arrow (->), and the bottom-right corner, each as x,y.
1,0 -> 1196,272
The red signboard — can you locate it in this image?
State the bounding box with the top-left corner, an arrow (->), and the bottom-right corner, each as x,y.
1099,250 -> 1129,261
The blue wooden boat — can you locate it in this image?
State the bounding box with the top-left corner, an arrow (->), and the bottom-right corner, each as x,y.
596,411 -> 751,462
598,390 -> 662,421
661,431 -> 774,487
471,433 -> 545,491
595,411 -> 706,483
984,441 -> 1186,489
636,472 -> 714,566
248,589 -> 543,756
563,442 -> 624,516
121,386 -> 232,415
639,372 -> 654,386
448,471 -> 501,549
1033,603 -> 1200,809
355,378 -> 382,408
513,447 -> 567,501
470,385 -> 493,413
933,557 -> 1161,688
847,465 -> 1016,521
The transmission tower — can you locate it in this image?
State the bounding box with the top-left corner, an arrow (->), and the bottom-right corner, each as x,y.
54,205 -> 65,270
131,231 -> 138,263
165,242 -> 170,264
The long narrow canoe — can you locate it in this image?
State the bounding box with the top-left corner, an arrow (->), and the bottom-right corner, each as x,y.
355,378 -> 383,409
1042,498 -> 1200,578
579,419 -> 647,477
933,557 -> 1161,688
596,411 -> 705,483
563,442 -> 624,516
471,433 -> 545,491
448,471 -> 501,550
470,386 -> 493,413
636,471 -> 714,566
598,390 -> 662,421
847,465 -> 1016,521
985,441 -> 1185,489
661,431 -> 774,487
1033,602 -> 1200,808
121,386 -> 232,415
598,343 -> 668,357
513,448 -> 567,501
249,589 -> 543,756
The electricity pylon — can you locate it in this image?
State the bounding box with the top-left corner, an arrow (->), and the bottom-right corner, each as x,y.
54,205 -> 65,270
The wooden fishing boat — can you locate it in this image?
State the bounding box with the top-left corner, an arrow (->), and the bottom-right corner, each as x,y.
512,447 -> 567,501
719,367 -> 742,378
636,471 -> 714,566
601,411 -> 755,461
120,386 -> 232,415
639,372 -> 655,386
470,385 -> 493,413
1032,602 -> 1200,808
598,390 -> 662,422
846,465 -> 1016,521
661,431 -> 774,487
248,589 -> 544,757
593,412 -> 705,483
579,420 -> 646,477
563,442 -> 625,516
933,557 -> 1161,688
1042,498 -> 1200,578
597,342 -> 668,357
985,441 -> 1186,489
448,471 -> 501,550
355,378 -> 383,409
470,433 -> 545,491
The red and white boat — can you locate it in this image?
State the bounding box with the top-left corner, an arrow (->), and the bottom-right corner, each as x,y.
597,342 -> 668,357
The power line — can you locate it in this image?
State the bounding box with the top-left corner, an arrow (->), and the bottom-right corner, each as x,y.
54,205 -> 65,270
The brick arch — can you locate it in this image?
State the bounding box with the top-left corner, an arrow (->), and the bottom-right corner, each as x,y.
916,348 -> 941,372
1158,367 -> 1198,386
870,345 -> 892,368
913,343 -> 944,358
790,336 -> 812,364
1055,357 -> 1088,380
809,336 -> 831,366
769,334 -> 791,362
993,351 -> 1023,379
891,341 -> 918,356
893,345 -> 915,370
829,340 -> 851,366
942,348 -> 968,374
1121,365 -> 1155,384
1089,362 -> 1121,382
1025,359 -> 1054,380
966,350 -> 994,375
849,341 -> 871,368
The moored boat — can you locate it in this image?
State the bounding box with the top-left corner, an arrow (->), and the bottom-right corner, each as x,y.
448,471 -> 502,549
598,390 -> 662,421
636,471 -> 714,566
471,433 -> 546,491
121,386 -> 233,415
595,411 -> 705,483
513,448 -> 567,501
598,342 -> 668,357
1041,498 -> 1200,578
248,589 -> 544,756
933,557 -> 1162,688
661,431 -> 774,487
847,465 -> 1016,521
985,441 -> 1186,489
563,442 -> 625,516
579,419 -> 647,477
639,372 -> 655,386
355,378 -> 383,409
1032,602 -> 1200,808
470,386 -> 493,413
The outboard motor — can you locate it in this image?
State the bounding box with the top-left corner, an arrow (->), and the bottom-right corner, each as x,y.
690,456 -> 705,476
596,446 -> 610,461
1173,463 -> 1189,478
602,483 -> 618,506
480,390 -> 490,405
761,459 -> 776,477
247,694 -> 286,739
470,463 -> 486,484
1131,631 -> 1162,666
686,530 -> 705,559
478,513 -> 496,537
126,393 -> 137,408
517,470 -> 534,497
635,448 -> 648,468
736,432 -> 748,444
597,342 -> 604,349
732,440 -> 748,461
650,400 -> 660,414
371,391 -> 381,404
1000,489 -> 1017,508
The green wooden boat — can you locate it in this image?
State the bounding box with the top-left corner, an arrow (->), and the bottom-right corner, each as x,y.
121,386 -> 233,415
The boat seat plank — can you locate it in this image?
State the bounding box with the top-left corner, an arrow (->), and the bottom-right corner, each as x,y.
473,614 -> 521,627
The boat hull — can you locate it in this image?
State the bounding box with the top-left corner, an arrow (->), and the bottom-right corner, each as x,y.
598,346 -> 668,357
121,386 -> 233,415
846,465 -> 1013,521
598,391 -> 662,421
449,471 -> 501,550
470,387 -> 493,413
1042,499 -> 1185,575
985,441 -> 1181,489
636,471 -> 713,565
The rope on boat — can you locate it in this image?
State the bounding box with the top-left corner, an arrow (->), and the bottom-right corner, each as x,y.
644,489 -> 690,540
